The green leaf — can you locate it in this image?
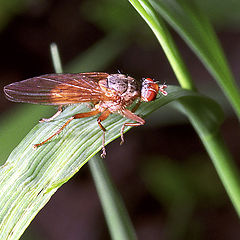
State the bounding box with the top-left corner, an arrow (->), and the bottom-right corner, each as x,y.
175,99 -> 240,214
0,86 -> 222,239
128,0 -> 195,90
149,0 -> 240,118
128,0 -> 240,216
89,156 -> 137,240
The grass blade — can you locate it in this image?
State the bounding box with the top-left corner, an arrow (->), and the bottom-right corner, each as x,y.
149,0 -> 240,118
128,0 -> 240,216
175,99 -> 240,215
89,156 -> 137,240
128,0 -> 195,90
0,86 -> 221,239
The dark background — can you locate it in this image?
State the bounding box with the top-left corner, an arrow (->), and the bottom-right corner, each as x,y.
0,0 -> 240,239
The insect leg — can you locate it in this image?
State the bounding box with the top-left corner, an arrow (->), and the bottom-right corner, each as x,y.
120,109 -> 145,145
34,109 -> 101,148
96,110 -> 111,158
39,105 -> 63,123
73,109 -> 100,119
34,116 -> 74,148
74,109 -> 111,158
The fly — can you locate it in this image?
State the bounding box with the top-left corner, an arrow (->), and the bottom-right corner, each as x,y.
4,72 -> 167,157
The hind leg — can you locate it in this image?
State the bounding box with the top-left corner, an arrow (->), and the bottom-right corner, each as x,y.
34,109 -> 101,148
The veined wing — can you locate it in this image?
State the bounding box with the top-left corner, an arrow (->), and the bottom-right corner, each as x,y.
4,72 -> 110,105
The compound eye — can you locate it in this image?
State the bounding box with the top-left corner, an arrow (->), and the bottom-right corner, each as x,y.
141,78 -> 159,102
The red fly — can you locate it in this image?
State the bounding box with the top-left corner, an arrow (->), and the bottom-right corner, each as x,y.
4,72 -> 167,157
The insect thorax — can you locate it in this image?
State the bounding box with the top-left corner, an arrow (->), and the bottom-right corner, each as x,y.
107,74 -> 141,102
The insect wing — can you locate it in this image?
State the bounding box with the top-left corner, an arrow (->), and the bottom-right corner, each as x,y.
4,72 -> 110,105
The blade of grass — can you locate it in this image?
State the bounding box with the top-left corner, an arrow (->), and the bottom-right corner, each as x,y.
128,0 -> 195,90
50,43 -> 62,74
175,99 -> 240,214
0,86 -> 222,239
149,0 -> 240,118
128,0 -> 240,216
89,156 -> 137,240
129,0 -> 195,90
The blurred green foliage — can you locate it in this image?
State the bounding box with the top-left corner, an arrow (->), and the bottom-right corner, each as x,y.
80,0 -> 139,32
0,0 -> 32,30
196,0 -> 240,29
141,154 -> 225,239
